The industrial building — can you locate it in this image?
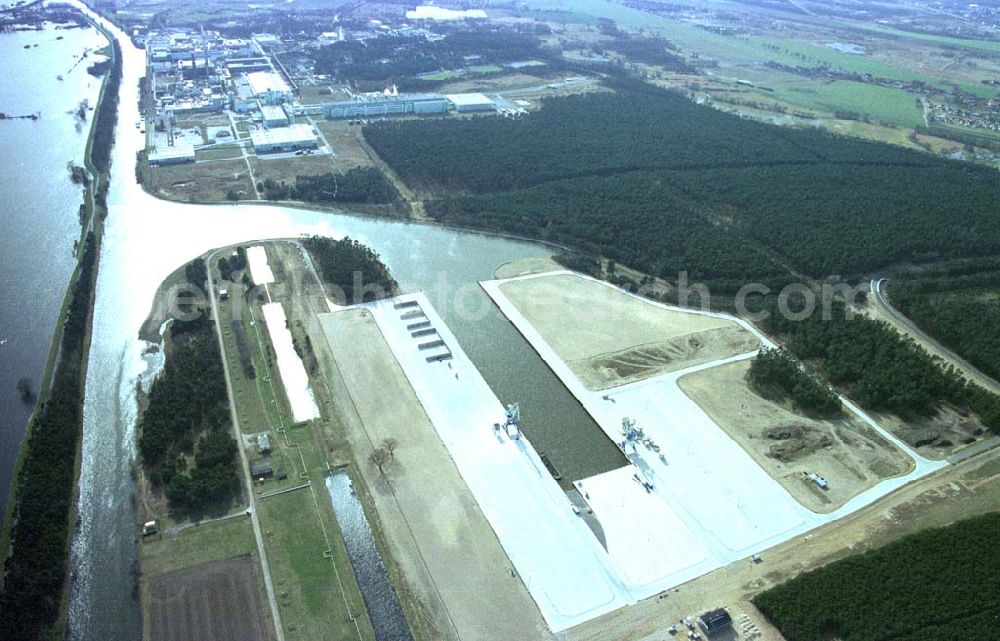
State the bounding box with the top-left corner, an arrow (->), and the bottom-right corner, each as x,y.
244,70 -> 293,105
148,142 -> 195,166
250,123 -> 317,154
698,609 -> 733,637
322,93 -> 450,119
259,104 -> 289,128
446,92 -> 497,112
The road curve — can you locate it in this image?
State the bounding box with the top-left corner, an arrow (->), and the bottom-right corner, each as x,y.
870,279 -> 1000,395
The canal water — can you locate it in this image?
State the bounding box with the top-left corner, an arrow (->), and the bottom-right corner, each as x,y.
325,470 -> 413,641
0,20 -> 108,518
60,3 -> 625,639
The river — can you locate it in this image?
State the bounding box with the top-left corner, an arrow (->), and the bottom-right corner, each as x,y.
62,4 -> 623,639
0,19 -> 108,519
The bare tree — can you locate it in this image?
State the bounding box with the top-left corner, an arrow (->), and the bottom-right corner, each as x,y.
369,447 -> 391,477
381,437 -> 399,460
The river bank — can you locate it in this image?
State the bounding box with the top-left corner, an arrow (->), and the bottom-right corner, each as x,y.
0,8 -> 119,638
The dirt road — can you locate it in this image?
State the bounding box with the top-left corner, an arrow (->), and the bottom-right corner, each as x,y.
870,279 -> 1000,395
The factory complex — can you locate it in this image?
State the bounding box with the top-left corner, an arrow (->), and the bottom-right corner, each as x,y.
141,28 -> 506,168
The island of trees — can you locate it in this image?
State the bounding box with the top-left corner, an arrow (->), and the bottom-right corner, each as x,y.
747,348 -> 842,417
303,236 -> 397,304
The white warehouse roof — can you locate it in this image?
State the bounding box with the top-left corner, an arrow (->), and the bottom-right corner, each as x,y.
250,123 -> 315,148
445,92 -> 495,108
245,71 -> 291,96
148,141 -> 195,163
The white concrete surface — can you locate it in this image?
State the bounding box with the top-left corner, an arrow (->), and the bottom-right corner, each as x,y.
261,302 -> 319,423
361,294 -> 632,631
479,271 -> 949,621
247,245 -> 275,286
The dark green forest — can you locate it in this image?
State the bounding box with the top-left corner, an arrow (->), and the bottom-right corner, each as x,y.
365,78 -> 1000,282
303,236 -> 397,304
90,38 -> 122,173
888,262 -> 1000,384
138,316 -> 240,516
0,234 -> 98,640
760,299 -> 1000,430
754,511 -> 1000,641
747,347 -> 842,417
260,167 -> 399,205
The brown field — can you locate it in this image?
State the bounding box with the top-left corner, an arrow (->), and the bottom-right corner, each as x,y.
312,119 -> 380,171
148,554 -> 270,641
149,159 -> 255,202
679,360 -> 913,512
498,273 -> 759,389
249,152 -> 340,185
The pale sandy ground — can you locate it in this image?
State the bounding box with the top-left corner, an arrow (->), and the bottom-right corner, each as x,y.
314,308 -> 552,641
498,274 -> 759,390
679,360 -> 913,513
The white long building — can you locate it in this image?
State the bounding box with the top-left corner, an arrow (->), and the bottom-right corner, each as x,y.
250,123 -> 317,153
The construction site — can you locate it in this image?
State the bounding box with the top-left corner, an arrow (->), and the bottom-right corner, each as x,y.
142,243 -> 997,641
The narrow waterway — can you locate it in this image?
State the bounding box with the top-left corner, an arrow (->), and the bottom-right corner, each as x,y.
325,470 -> 413,641
64,4 -> 624,638
0,20 -> 108,518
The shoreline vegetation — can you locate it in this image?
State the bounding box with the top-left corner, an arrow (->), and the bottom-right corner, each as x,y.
0,7 -> 121,639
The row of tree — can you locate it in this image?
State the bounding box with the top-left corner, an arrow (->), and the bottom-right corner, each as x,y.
0,234 -> 98,639
303,236 -> 397,304
90,38 -> 121,173
888,266 -> 1000,383
747,348 -> 842,417
754,512 -> 1000,641
761,299 -> 1000,430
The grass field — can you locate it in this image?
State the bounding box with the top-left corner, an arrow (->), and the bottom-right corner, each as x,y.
213,244 -> 376,641
150,159 -> 254,202
767,78 -> 925,128
258,487 -> 374,641
195,144 -> 244,162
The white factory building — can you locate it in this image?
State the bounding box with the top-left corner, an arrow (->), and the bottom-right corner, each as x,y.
250,123 -> 317,154
445,92 -> 497,112
244,71 -> 293,105
148,141 -> 196,166
259,103 -> 290,128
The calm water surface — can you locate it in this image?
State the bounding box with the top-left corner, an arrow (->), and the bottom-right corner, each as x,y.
0,21 -> 107,518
